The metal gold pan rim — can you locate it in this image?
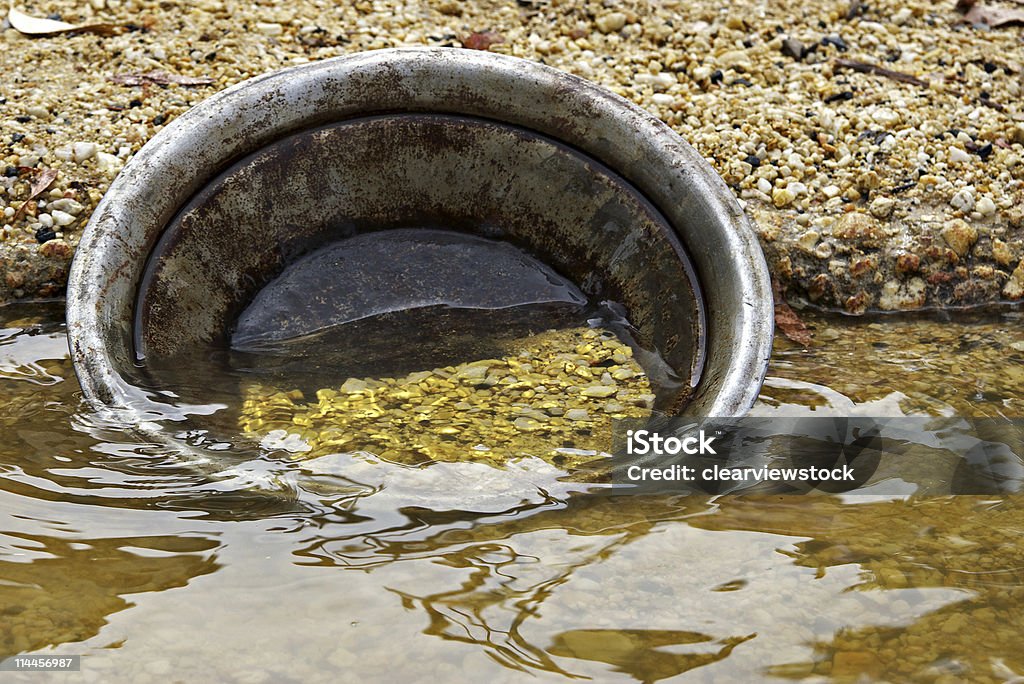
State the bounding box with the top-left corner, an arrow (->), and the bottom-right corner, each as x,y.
67,47 -> 773,421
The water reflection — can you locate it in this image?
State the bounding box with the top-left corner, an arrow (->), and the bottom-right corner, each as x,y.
0,533 -> 220,658
548,629 -> 754,683
2,303 -> 1024,682
694,495 -> 1024,680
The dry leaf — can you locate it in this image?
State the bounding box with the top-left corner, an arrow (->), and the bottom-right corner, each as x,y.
962,3 -> 1024,26
110,71 -> 215,87
462,31 -> 504,51
11,168 -> 58,224
772,279 -> 814,346
6,4 -> 120,35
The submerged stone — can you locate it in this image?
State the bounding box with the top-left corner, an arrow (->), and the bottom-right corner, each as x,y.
231,229 -> 586,351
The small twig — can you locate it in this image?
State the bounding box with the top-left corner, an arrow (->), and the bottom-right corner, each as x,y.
110,71 -> 214,87
834,58 -> 929,87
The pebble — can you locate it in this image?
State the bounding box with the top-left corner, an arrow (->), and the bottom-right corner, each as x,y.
940,219 -> 977,257
51,210 -> 75,227
717,50 -> 751,68
255,22 -> 284,36
95,152 -> 122,175
869,196 -> 895,219
950,186 -> 975,213
772,187 -> 796,208
635,72 -> 675,90
893,7 -> 913,24
595,12 -> 627,34
948,147 -> 971,164
581,384 -> 618,398
781,38 -> 805,61
797,231 -> 819,251
48,198 -> 83,214
340,378 -> 368,393
976,196 -> 996,217
71,142 -> 97,163
565,408 -> 589,421
870,108 -> 900,126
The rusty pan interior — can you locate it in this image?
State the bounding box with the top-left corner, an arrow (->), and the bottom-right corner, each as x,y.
131,113 -> 706,411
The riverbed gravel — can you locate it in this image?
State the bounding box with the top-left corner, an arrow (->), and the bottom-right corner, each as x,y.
1,0 -> 1022,311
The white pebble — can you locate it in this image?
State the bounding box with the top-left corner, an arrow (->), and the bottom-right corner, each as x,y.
51,210 -> 76,227
976,196 -> 996,216
651,93 -> 675,106
255,22 -> 283,36
718,50 -> 751,68
822,184 -> 841,199
869,196 -> 895,218
950,186 -> 975,212
595,12 -> 627,33
96,152 -> 122,175
636,72 -> 675,90
948,147 -> 971,164
871,108 -> 900,126
72,142 -> 97,163
49,198 -> 84,214
37,213 -> 53,228
756,178 -> 772,194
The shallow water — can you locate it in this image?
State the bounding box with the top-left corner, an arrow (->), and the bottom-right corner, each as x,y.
2,302 -> 1024,683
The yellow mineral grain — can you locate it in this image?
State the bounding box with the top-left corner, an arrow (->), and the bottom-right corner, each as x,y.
239,326 -> 655,468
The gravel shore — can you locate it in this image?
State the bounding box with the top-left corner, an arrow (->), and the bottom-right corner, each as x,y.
2,0 -> 1022,311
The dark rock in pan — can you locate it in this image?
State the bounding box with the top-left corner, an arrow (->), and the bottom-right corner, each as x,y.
231,228 -> 587,351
